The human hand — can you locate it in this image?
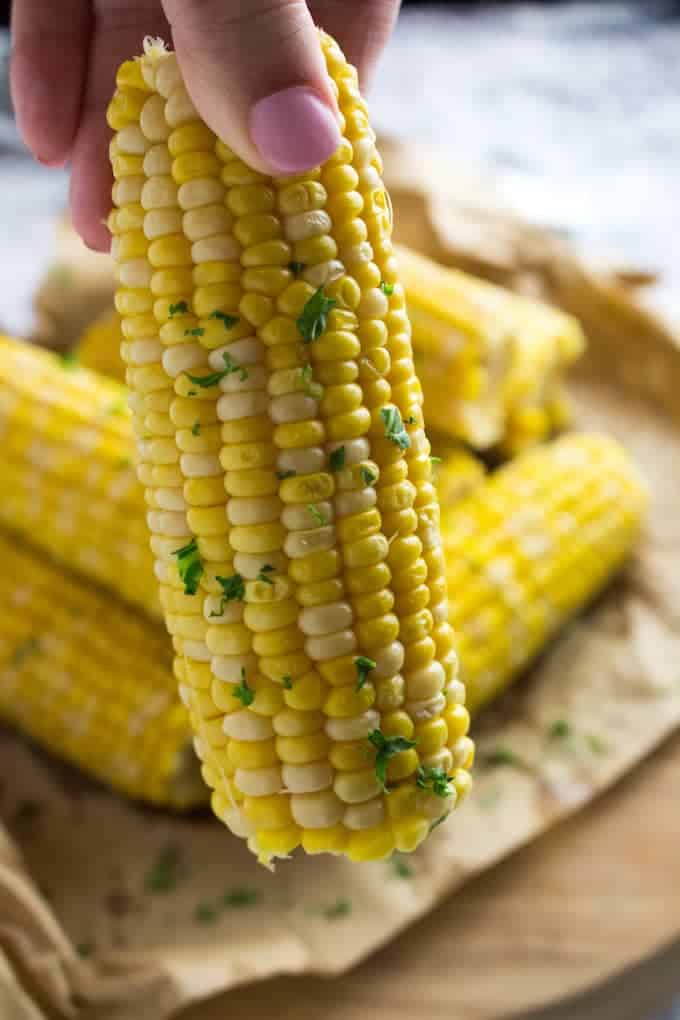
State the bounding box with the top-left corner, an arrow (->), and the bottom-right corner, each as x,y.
10,0 -> 400,250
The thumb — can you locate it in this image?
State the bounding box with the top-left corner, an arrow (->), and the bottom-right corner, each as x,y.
161,0 -> 341,175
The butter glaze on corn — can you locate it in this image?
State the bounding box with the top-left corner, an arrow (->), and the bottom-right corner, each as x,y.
0,532 -> 202,807
108,35 -> 472,862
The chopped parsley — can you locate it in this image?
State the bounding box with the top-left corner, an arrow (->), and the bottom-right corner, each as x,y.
11,637 -> 41,668
404,415 -> 416,425
478,746 -> 526,770
184,327 -> 205,338
430,456 -> 442,465
185,351 -> 248,388
173,538 -> 204,595
276,469 -> 296,480
548,719 -> 573,741
191,421 -> 201,436
209,309 -> 240,330
233,668 -> 254,707
194,902 -> 219,923
257,564 -> 275,585
390,855 -> 413,879
300,363 -> 324,399
144,844 -> 183,893
307,503 -> 327,526
297,286 -> 336,343
360,465 -> 377,486
329,446 -> 346,472
59,350 -> 79,370
280,674 -> 293,690
169,301 -> 188,317
368,729 -> 417,790
322,897 -> 352,920
380,281 -> 394,296
288,261 -> 306,277
354,655 -> 376,691
187,389 -> 197,396
380,406 -> 411,450
586,734 -> 608,755
210,573 -> 245,616
415,765 -> 455,798
223,886 -> 259,908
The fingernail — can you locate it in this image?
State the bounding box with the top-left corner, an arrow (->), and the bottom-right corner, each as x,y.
250,86 -> 341,174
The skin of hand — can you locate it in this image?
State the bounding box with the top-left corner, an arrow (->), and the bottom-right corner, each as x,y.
10,0 -> 401,251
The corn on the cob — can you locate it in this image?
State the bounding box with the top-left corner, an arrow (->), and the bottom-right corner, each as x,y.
77,307 -> 127,382
0,336 -> 159,620
443,433 -> 647,713
108,35 -> 472,862
397,245 -> 585,453
0,531 -> 202,807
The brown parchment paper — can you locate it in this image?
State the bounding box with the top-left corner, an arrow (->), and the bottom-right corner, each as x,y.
3,142 -> 680,1020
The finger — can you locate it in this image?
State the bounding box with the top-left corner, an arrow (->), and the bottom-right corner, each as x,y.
70,1 -> 170,250
161,0 -> 341,175
310,0 -> 401,88
10,0 -> 92,165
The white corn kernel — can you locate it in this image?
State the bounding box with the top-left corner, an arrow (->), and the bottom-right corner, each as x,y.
281,761 -> 333,794
291,790 -> 344,828
343,797 -> 384,830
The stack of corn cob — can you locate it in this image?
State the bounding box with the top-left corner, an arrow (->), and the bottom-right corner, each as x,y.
0,32 -> 647,865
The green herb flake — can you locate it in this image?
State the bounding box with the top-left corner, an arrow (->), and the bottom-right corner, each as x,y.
209,309 -> 240,330
368,729 -> 417,790
404,415 -> 416,425
191,421 -> 201,436
277,469 -> 296,480
322,897 -> 352,920
329,446 -> 346,472
257,564 -> 275,585
297,287 -> 337,343
76,940 -> 95,959
144,844 -> 183,894
210,573 -> 245,616
415,765 -> 455,798
233,668 -> 255,707
390,855 -> 413,879
187,389 -> 197,396
59,350 -> 79,370
11,637 -> 41,668
173,538 -> 204,595
478,746 -> 525,770
429,814 -> 448,833
354,655 -> 376,691
300,363 -> 324,399
288,261 -> 306,277
194,902 -> 219,923
281,674 -> 293,690
360,465 -> 377,486
307,503 -> 327,526
380,406 -> 411,450
184,327 -> 206,338
430,456 -> 442,464
380,281 -> 395,296
169,301 -> 188,317
586,734 -> 608,755
548,719 -> 573,741
223,886 -> 259,908
186,352 -> 248,388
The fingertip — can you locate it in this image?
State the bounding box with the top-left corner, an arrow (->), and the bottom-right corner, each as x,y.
250,86 -> 341,175
69,116 -> 113,253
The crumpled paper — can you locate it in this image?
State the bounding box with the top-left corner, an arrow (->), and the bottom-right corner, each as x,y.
3,141 -> 680,1020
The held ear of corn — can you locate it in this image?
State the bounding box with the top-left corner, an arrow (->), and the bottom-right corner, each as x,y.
0,531 -> 203,808
443,433 -> 647,713
108,34 -> 472,862
397,245 -> 586,454
0,335 -> 159,620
